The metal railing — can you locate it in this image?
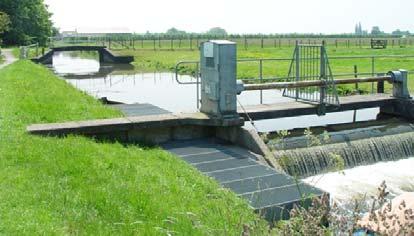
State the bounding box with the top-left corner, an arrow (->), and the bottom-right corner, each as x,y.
20,43 -> 40,59
175,55 -> 414,107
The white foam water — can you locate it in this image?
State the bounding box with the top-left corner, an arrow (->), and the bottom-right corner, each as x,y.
303,157 -> 414,209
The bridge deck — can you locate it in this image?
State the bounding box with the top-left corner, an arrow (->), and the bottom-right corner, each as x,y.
163,138 -> 324,221
239,94 -> 396,120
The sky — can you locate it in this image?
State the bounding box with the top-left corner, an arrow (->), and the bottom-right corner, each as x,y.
44,0 -> 414,34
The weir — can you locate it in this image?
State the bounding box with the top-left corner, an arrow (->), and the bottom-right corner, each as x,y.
27,40 -> 414,222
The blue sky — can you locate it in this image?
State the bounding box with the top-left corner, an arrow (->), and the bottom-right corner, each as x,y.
45,0 -> 414,34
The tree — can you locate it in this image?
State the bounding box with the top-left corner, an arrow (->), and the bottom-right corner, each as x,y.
0,0 -> 53,46
0,11 -> 10,35
207,27 -> 227,36
166,27 -> 186,35
371,26 -> 382,35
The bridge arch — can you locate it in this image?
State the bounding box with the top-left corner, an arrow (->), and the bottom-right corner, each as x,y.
32,46 -> 134,64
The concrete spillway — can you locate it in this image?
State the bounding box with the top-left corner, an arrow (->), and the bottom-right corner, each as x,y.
269,120 -> 414,177
163,138 -> 324,221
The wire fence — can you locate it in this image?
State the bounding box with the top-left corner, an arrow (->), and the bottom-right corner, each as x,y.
48,36 -> 414,51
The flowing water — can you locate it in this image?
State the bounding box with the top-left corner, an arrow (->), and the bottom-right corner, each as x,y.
50,51 -> 414,212
303,157 -> 414,210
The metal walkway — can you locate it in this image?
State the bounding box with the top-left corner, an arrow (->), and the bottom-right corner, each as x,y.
110,103 -> 171,117
163,139 -> 324,221
239,94 -> 395,120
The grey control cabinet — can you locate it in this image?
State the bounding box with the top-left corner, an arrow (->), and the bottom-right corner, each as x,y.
200,40 -> 238,119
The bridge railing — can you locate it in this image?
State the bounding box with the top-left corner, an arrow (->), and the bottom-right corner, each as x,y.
20,43 -> 40,59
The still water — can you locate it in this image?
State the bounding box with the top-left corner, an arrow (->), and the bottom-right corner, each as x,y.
51,52 -> 378,132
51,52 -> 413,211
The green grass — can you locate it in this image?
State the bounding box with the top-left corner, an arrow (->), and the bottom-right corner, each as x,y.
0,61 -> 268,235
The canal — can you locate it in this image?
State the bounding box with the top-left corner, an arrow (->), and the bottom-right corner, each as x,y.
50,51 -> 414,213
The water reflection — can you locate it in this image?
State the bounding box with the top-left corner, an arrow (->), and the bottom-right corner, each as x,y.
52,51 -> 378,131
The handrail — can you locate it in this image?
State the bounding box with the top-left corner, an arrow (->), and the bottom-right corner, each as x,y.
174,60 -> 200,85
243,76 -> 392,91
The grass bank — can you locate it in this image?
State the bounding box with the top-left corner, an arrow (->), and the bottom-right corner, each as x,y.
0,61 -> 268,235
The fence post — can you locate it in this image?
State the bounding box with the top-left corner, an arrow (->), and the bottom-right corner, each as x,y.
244,36 -> 248,50
190,35 -> 193,50
261,37 -> 264,49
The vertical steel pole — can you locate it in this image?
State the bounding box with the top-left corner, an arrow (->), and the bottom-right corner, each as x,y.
354,65 -> 359,92
196,62 -> 200,109
320,42 -> 326,106
371,57 -> 375,93
295,41 -> 300,101
259,59 -> 263,104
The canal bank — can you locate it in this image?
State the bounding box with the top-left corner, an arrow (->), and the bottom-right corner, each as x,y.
0,61 -> 268,234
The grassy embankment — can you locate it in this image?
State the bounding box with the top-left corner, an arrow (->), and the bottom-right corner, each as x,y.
0,61 -> 269,235
115,45 -> 414,94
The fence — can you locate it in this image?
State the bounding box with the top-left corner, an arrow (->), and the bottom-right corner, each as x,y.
20,43 -> 40,59
48,36 -> 414,51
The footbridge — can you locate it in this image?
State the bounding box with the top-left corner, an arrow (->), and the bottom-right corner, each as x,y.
26,40 -> 414,222
31,46 -> 134,64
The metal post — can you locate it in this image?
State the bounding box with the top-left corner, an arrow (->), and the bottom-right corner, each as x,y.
354,65 -> 359,92
377,73 -> 385,93
295,41 -> 300,100
196,62 -> 200,109
259,59 -> 263,104
319,41 -> 327,113
371,57 -> 375,93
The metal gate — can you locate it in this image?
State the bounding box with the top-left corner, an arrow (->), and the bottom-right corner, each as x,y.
283,42 -> 339,114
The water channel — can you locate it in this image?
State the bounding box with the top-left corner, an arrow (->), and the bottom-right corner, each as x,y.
50,51 -> 414,213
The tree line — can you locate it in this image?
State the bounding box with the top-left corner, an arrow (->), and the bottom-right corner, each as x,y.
0,0 -> 54,46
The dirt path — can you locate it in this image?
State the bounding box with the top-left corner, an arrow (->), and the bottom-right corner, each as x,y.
0,49 -> 17,69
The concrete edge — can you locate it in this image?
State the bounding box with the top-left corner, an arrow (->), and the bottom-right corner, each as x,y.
26,112 -> 244,136
215,126 -> 285,173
